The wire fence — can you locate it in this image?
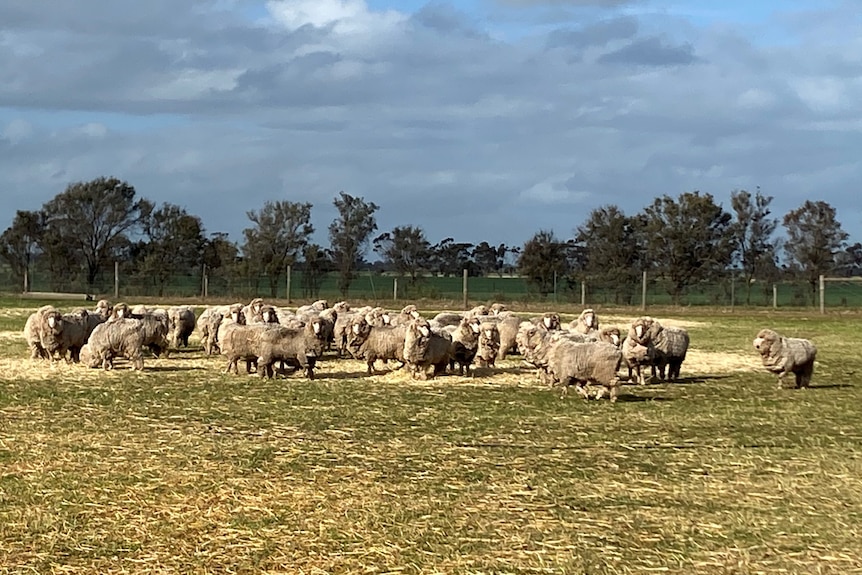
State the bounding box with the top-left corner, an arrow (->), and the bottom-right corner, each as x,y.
4,266 -> 862,310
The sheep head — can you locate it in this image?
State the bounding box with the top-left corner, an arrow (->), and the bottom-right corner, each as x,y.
753,328 -> 779,357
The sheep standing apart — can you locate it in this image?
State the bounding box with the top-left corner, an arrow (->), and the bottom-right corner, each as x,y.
346,317 -> 408,375
448,316 -> 482,376
570,308 -> 599,335
167,306 -> 197,348
40,309 -> 98,363
753,328 -> 817,389
257,320 -> 328,379
475,323 -> 501,368
82,318 -> 145,370
23,305 -> 57,360
403,318 -> 452,380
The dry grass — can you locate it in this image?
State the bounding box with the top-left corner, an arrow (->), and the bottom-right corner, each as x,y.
2,303 -> 862,574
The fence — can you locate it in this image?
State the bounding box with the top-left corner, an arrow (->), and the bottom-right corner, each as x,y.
3,265 -> 862,311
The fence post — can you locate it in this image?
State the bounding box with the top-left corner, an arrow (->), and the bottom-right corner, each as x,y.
201,264 -> 207,299
553,271 -> 557,304
730,273 -> 735,310
581,281 -> 586,306
23,268 -> 28,293
286,265 -> 292,304
773,284 -> 777,309
463,269 -> 468,310
641,271 -> 647,311
820,274 -> 826,315
394,277 -> 398,301
114,261 -> 119,299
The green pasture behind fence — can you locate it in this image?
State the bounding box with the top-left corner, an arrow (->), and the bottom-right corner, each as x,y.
4,268 -> 862,309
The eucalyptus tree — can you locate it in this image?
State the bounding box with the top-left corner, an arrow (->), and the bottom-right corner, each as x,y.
729,188 -> 780,303
133,203 -> 206,296
641,191 -> 734,304
517,230 -> 571,297
0,210 -> 44,290
328,192 -> 379,297
372,225 -> 432,287
40,177 -> 152,288
242,200 -> 314,298
783,200 -> 849,303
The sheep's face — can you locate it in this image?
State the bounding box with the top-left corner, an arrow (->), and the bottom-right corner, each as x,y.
114,305 -> 129,319
411,319 -> 431,338
46,311 -> 63,332
608,330 -> 620,347
466,317 -> 482,334
582,311 -> 595,328
753,329 -> 778,356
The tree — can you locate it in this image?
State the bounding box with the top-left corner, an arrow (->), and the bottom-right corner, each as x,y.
0,210 -> 44,291
202,232 -> 240,293
133,203 -> 206,296
431,238 -> 475,276
575,205 -> 645,304
372,225 -> 432,286
40,177 -> 153,288
642,191 -> 734,304
729,188 -> 779,304
328,192 -> 379,297
518,230 -> 571,297
783,200 -> 849,303
835,242 -> 862,278
300,243 -> 329,298
242,200 -> 314,298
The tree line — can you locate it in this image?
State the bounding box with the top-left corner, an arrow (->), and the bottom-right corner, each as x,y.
1,177 -> 859,303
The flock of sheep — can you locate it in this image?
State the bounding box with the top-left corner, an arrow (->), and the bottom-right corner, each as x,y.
21,298 -> 818,400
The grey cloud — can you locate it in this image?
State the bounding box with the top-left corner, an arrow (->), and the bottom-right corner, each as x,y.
546,16 -> 639,50
598,36 -> 697,66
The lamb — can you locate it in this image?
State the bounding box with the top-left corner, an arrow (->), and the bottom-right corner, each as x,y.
346,317 -> 408,375
753,328 -> 817,389
570,308 -> 599,335
167,305 -> 196,348
40,308 -> 102,362
23,305 -> 57,360
256,320 -> 328,379
81,318 -> 145,370
403,317 -> 452,380
475,322 -> 501,368
448,315 -> 482,376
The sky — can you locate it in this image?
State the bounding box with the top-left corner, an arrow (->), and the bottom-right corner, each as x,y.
1,0 -> 861,251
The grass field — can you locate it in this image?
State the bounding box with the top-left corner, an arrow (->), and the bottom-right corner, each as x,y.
1,299 -> 861,574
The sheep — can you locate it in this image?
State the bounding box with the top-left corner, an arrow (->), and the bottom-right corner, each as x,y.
242,298 -> 266,324
110,302 -> 132,321
346,317 -> 408,375
475,322 -> 501,368
546,340 -> 623,401
533,312 -> 562,332
23,305 -> 57,360
518,325 -> 622,400
135,310 -> 171,358
215,303 -> 247,349
296,299 -> 329,316
753,328 -> 817,389
588,326 -> 622,348
431,311 -> 464,328
403,317 -> 452,380
622,336 -> 654,385
651,325 -> 690,381
167,305 -> 196,348
219,323 -> 270,375
466,304 -> 490,317
256,320 -> 328,380
489,302 -> 507,316
496,314 -> 524,360
81,318 -> 145,370
93,299 -> 112,321
448,316 -> 482,376
40,308 -> 101,363
387,304 -> 422,327
570,308 -> 599,335
197,305 -> 238,355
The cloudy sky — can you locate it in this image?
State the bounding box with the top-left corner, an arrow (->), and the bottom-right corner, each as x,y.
2,0 -> 860,250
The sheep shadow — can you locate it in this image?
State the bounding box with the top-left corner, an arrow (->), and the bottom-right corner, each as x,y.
614,393 -> 673,403
802,383 -> 853,390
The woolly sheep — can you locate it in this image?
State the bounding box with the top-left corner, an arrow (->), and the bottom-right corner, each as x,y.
545,339 -> 623,401
403,317 -> 452,380
23,305 -> 57,360
257,320 -> 328,380
82,318 -> 145,370
448,315 -> 482,376
475,322 -> 501,368
40,308 -> 102,362
167,305 -> 196,348
570,308 -> 599,335
753,328 -> 817,389
346,317 -> 408,375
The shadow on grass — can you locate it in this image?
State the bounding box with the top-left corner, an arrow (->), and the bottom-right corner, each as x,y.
614,394 -> 673,403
